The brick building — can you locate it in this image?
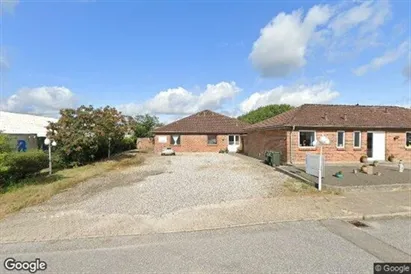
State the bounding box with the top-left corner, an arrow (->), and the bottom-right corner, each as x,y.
153,110 -> 249,153
243,104 -> 411,164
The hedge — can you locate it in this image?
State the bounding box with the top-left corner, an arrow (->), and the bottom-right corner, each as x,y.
0,150 -> 48,187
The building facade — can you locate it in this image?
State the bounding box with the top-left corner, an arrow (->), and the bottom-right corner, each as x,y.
244,104 -> 411,164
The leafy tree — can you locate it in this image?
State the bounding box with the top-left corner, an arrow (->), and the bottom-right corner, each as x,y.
133,114 -> 163,138
0,133 -> 12,153
47,105 -> 128,166
238,104 -> 294,124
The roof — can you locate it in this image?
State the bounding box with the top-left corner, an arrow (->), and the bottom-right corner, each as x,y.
153,110 -> 250,134
246,104 -> 411,131
0,111 -> 58,137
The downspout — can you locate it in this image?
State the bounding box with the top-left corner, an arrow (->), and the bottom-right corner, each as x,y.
290,125 -> 295,164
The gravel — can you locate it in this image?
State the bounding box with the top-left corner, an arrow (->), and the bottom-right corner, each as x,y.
0,153 -> 289,242
81,153 -> 289,217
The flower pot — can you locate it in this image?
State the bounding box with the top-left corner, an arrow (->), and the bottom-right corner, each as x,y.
360,156 -> 368,163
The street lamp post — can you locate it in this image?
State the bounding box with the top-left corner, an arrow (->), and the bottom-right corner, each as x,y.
44,138 -> 57,175
312,135 -> 330,191
108,137 -> 112,159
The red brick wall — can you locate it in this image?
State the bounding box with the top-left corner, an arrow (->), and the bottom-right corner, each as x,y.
136,138 -> 154,151
154,134 -> 241,153
386,131 -> 411,162
243,129 -> 411,164
243,130 -> 288,162
290,130 -> 368,164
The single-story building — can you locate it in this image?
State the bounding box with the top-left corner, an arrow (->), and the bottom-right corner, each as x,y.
243,104 -> 411,164
153,110 -> 249,153
0,111 -> 57,150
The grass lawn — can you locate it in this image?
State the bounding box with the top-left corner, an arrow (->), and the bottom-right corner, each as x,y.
283,179 -> 342,196
0,151 -> 145,220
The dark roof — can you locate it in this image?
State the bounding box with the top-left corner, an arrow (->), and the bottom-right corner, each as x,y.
246,104 -> 411,131
153,110 -> 249,134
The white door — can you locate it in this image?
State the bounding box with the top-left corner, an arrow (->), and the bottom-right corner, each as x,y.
369,132 -> 386,161
227,135 -> 240,152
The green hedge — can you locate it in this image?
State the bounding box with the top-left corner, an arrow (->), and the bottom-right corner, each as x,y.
0,150 -> 48,187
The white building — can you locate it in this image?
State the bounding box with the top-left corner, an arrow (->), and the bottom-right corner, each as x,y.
0,111 -> 57,137
0,111 -> 58,150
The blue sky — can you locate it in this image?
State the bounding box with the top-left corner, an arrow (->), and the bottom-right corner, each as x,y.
0,0 -> 410,122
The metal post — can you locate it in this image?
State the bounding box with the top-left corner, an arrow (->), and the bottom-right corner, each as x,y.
318,146 -> 322,191
108,137 -> 111,159
48,144 -> 52,175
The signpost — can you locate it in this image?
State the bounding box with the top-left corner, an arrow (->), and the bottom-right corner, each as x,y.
308,134 -> 330,191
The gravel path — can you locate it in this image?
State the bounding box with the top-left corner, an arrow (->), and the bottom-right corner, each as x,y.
0,153 -> 289,242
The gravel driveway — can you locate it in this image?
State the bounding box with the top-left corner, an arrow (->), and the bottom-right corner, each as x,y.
0,153 -> 289,243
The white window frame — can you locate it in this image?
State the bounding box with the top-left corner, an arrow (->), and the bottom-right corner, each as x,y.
353,131 -> 361,148
406,132 -> 411,147
336,131 -> 345,148
298,130 -> 316,148
170,135 -> 181,145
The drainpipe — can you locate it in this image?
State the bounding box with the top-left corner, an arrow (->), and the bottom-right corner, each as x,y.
290,125 -> 295,164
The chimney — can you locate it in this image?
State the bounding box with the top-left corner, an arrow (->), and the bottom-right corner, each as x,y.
323,112 -> 328,121
343,114 -> 347,121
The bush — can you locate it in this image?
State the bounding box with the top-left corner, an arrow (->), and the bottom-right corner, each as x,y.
0,150 -> 48,187
0,134 -> 12,153
118,137 -> 136,152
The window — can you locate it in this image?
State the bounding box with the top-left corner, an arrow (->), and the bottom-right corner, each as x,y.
235,135 -> 240,145
353,131 -> 361,148
337,131 -> 345,148
228,135 -> 234,145
406,132 -> 411,147
170,135 -> 181,145
299,131 -> 316,147
207,135 -> 217,145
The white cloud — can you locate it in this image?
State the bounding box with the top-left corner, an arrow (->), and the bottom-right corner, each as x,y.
118,81 -> 241,116
329,1 -> 374,36
353,41 -> 408,76
250,0 -> 393,76
249,5 -> 333,78
1,86 -> 77,116
1,0 -> 19,14
240,82 -> 339,113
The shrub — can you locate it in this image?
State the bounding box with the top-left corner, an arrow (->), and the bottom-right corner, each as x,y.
360,155 -> 368,163
0,150 -> 48,186
0,134 -> 12,153
117,137 -> 137,152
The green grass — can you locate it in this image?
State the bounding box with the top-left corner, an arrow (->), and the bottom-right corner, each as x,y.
0,152 -> 145,220
283,179 -> 342,196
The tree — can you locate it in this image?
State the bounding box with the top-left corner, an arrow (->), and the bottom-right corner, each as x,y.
238,104 -> 294,124
47,105 -> 128,166
133,114 -> 163,138
0,133 -> 12,153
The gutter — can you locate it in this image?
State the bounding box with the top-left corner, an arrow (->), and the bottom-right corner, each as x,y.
290,125 -> 295,164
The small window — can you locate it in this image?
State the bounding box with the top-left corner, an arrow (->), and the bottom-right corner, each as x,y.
207,135 -> 217,145
353,131 -> 361,148
299,131 -> 316,147
406,132 -> 411,147
337,131 -> 345,148
235,135 -> 240,145
170,135 -> 181,145
229,135 -> 235,145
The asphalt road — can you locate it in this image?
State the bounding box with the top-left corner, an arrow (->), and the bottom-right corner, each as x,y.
1,218 -> 410,273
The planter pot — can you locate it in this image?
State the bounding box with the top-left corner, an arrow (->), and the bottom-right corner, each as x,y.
360,157 -> 368,163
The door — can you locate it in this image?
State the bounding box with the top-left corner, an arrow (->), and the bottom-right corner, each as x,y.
227,135 -> 240,152
368,132 -> 386,161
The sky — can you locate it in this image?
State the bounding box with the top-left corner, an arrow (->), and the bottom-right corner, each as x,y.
0,0 -> 410,123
